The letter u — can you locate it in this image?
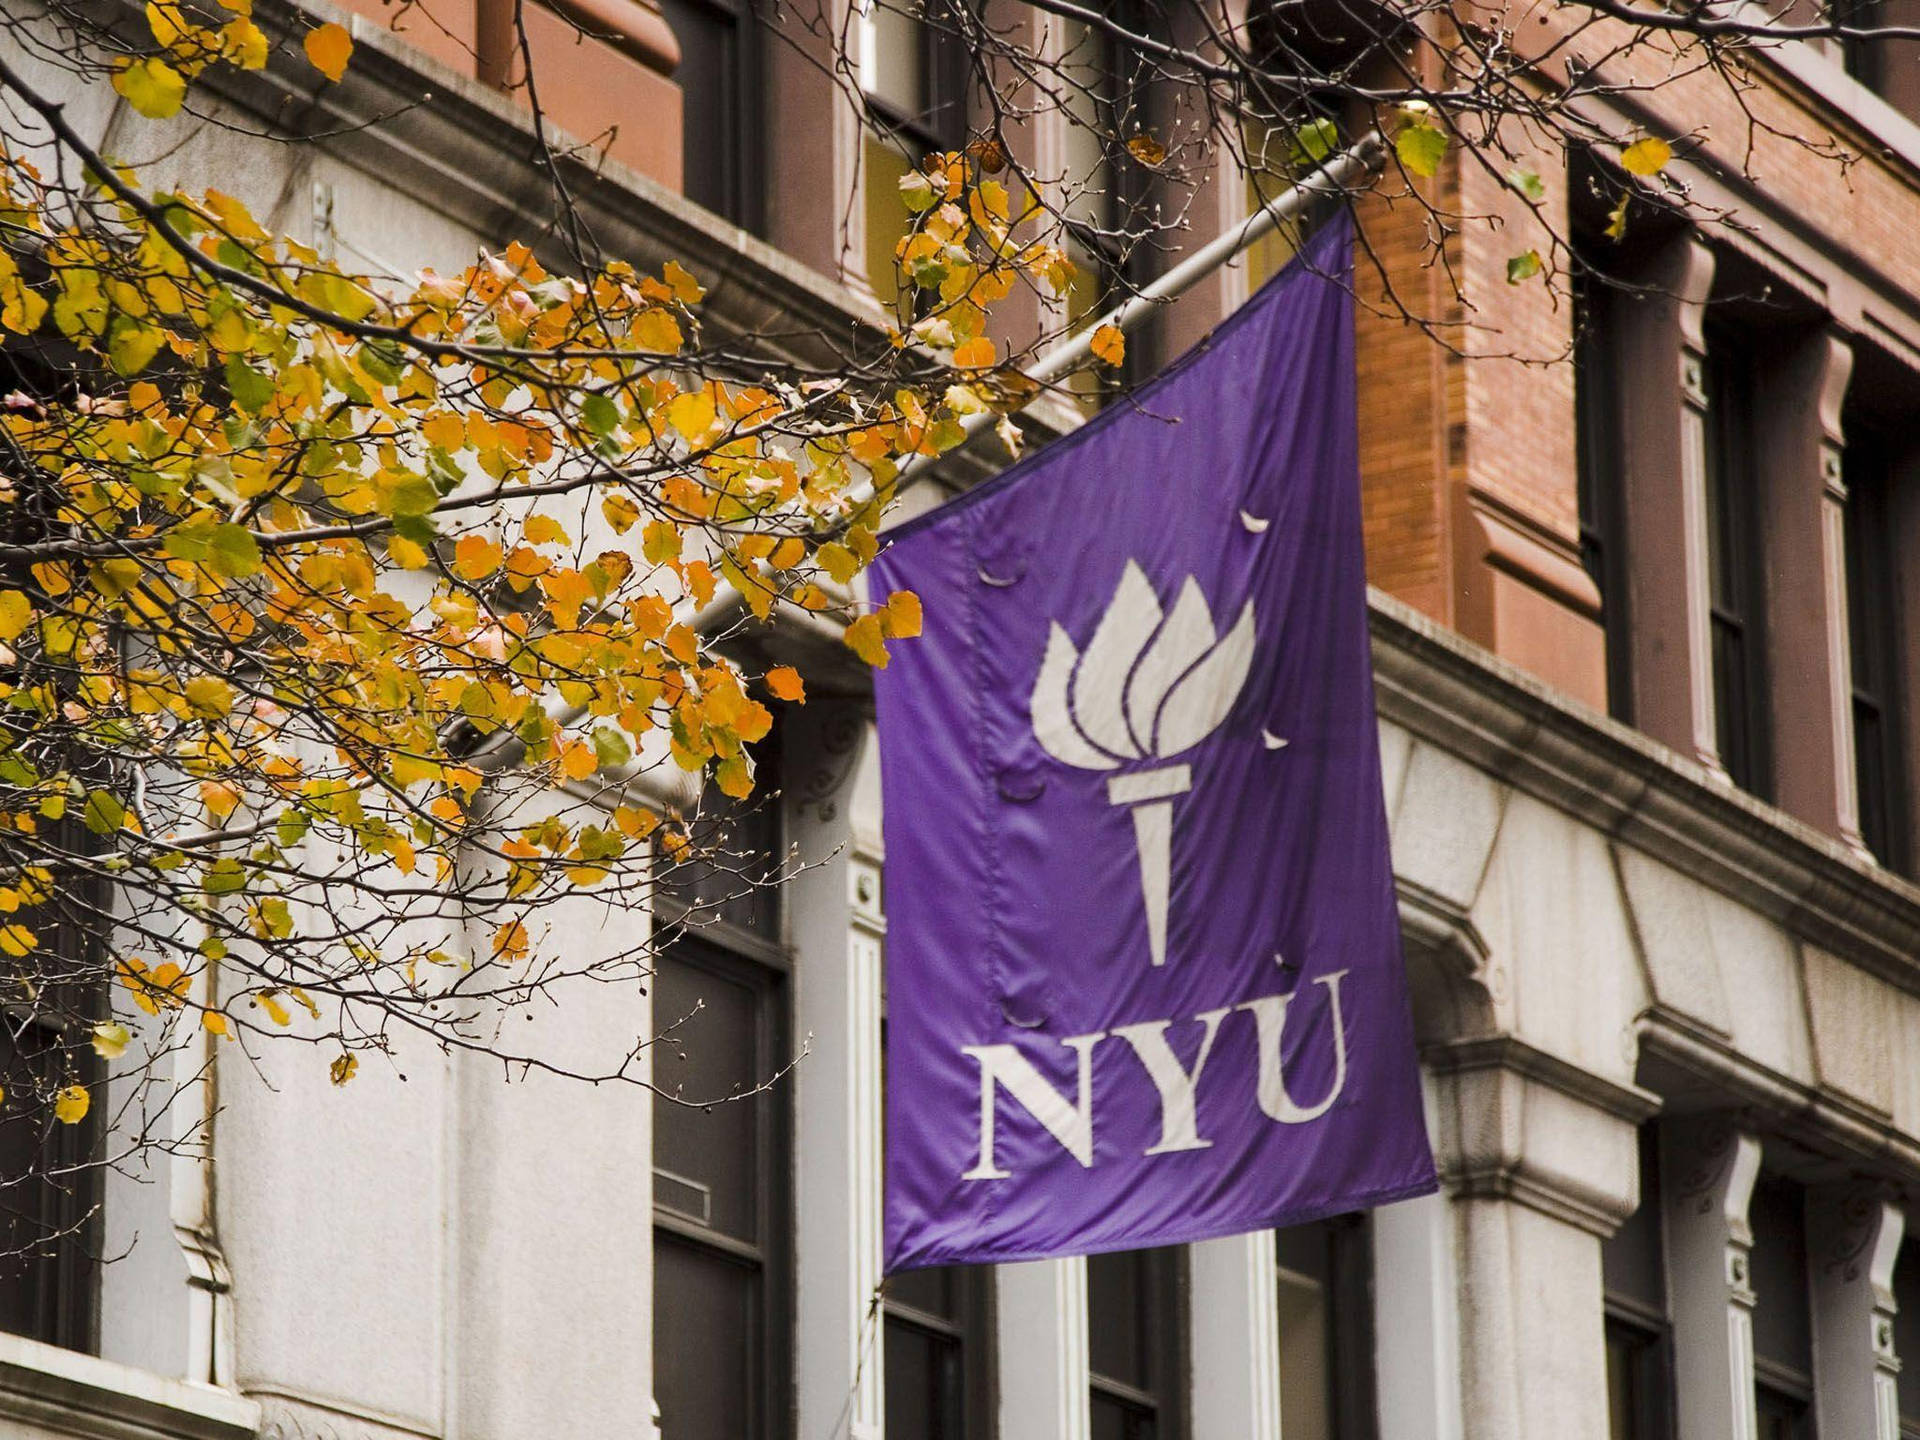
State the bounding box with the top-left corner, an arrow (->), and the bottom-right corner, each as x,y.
1238,970 -> 1351,1124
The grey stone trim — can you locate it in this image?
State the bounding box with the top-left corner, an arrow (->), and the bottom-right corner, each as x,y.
1368,590 -> 1920,1000
1424,1035 -> 1662,1125
0,1332 -> 258,1440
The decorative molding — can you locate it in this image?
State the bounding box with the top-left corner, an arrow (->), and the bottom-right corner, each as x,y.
0,1332 -> 258,1440
1423,1035 -> 1661,1124
793,705 -> 868,824
248,1387 -> 439,1440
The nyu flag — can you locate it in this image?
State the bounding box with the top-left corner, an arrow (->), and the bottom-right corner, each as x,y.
873,218 -> 1436,1271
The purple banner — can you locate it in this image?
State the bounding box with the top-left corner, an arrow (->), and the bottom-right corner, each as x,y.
872,218 -> 1437,1271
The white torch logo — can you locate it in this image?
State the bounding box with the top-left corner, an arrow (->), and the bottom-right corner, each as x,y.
1029,560 -> 1257,967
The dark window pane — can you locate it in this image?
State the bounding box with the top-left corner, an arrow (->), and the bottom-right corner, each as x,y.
1603,1126 -> 1666,1316
1574,269 -> 1632,722
1088,1249 -> 1150,1389
0,1016 -> 98,1352
889,1264 -> 959,1320
1896,1228 -> 1920,1428
1756,1383 -> 1812,1440
1703,326 -> 1771,798
653,943 -> 767,1240
1275,1215 -> 1375,1440
1750,1175 -> 1813,1378
1845,423 -> 1908,871
654,1233 -> 761,1438
659,0 -> 759,228
1091,1393 -> 1154,1440
1605,1315 -> 1671,1440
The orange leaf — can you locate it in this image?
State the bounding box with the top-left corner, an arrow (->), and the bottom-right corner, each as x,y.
303,22 -> 352,82
883,589 -> 923,638
952,337 -> 996,369
1090,324 -> 1125,368
765,666 -> 805,703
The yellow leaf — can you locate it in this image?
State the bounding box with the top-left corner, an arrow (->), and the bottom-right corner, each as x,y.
667,391 -> 717,443
1620,136 -> 1672,177
112,57 -> 187,120
0,592 -> 33,642
222,15 -> 268,68
602,493 -> 640,534
91,1022 -> 131,1061
184,676 -> 234,719
202,1010 -> 230,1036
0,924 -> 36,957
257,992 -> 291,1026
1126,132 -> 1168,167
844,613 -> 890,668
816,541 -> 859,586
304,22 -> 353,82
330,1053 -> 358,1085
53,1085 -> 89,1125
662,259 -> 705,304
492,920 -> 529,959
715,755 -> 752,798
883,589 -> 923,638
523,514 -> 569,546
1090,324 -> 1125,368
558,738 -> 599,780
766,665 -> 805,702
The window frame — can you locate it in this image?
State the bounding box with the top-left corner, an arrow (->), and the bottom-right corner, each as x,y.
1843,420 -> 1910,871
1573,264 -> 1635,724
1086,1245 -> 1189,1440
658,0 -> 764,231
882,1264 -> 997,1440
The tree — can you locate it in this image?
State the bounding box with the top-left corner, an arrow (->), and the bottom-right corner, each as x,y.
0,0 -> 1893,1260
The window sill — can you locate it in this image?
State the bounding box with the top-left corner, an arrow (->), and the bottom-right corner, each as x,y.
0,1333 -> 259,1440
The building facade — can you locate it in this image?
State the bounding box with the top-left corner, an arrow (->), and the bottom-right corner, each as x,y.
8,0 -> 1920,1436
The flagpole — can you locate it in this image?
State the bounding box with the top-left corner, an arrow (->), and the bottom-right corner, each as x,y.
459,134 -> 1388,778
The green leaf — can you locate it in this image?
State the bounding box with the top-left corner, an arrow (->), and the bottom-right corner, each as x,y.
592,726 -> 632,769
1506,250 -> 1544,285
1507,168 -> 1546,204
1396,120 -> 1448,180
208,523 -> 262,578
82,789 -> 126,836
580,393 -> 620,437
224,356 -> 273,413
1289,117 -> 1340,169
108,319 -> 166,376
203,858 -> 248,895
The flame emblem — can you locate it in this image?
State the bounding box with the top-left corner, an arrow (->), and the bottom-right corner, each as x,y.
1029,560 -> 1257,966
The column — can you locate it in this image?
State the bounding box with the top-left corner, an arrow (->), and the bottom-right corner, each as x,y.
997,1257 -> 1091,1440
1808,1184 -> 1904,1440
1618,234 -> 1722,772
1755,329 -> 1865,851
788,702 -> 887,1440
1663,1116 -> 1763,1440
1189,1233 -> 1282,1440
1428,1044 -> 1648,1440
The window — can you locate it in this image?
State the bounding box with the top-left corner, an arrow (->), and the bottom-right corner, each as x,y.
1574,267 -> 1633,723
651,749 -> 789,1440
1703,320 -> 1772,798
1844,420 -> 1909,871
0,1010 -> 99,1352
1058,0 -> 1159,404
884,1264 -> 993,1440
1893,1225 -> 1920,1438
1602,1126 -> 1672,1440
861,0 -> 969,312
659,0 -> 761,228
1087,1246 -> 1186,1440
1749,1173 -> 1815,1440
1275,1214 -> 1377,1440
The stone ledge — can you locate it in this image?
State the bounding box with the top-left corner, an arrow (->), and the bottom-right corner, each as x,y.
1369,588 -> 1920,1001
0,1334 -> 258,1440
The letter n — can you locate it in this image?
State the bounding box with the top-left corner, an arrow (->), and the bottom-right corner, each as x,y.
960,1033 -> 1105,1180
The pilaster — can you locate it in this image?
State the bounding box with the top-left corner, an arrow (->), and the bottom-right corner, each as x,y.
1808,1184 -> 1904,1440
996,1257 -> 1091,1440
1618,234 -> 1722,773
1758,328 -> 1865,850
1427,1039 -> 1651,1440
787,702 -> 886,1440
1663,1117 -> 1763,1440
1189,1233 -> 1282,1440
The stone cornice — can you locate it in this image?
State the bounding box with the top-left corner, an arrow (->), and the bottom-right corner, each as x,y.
1424,1034 -> 1662,1126
0,1332 -> 258,1440
1368,589 -> 1920,1001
